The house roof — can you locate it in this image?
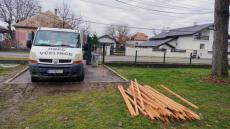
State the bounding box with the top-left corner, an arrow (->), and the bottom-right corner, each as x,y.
14,11 -> 71,29
138,38 -> 175,47
151,23 -> 214,40
131,32 -> 148,41
98,35 -> 116,44
98,35 -> 114,40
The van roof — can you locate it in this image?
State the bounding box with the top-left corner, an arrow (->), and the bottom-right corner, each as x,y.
38,27 -> 80,33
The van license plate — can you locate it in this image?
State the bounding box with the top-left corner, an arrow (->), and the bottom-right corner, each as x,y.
48,70 -> 63,74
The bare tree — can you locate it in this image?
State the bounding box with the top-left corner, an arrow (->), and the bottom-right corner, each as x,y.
105,25 -> 117,39
105,24 -> 130,44
56,1 -> 82,29
0,0 -> 39,38
117,25 -> 130,44
15,0 -> 39,22
211,0 -> 229,77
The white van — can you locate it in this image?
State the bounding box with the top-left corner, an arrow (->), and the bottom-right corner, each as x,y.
27,27 -> 84,82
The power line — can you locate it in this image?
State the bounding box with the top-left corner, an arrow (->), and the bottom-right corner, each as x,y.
80,0 -> 184,18
141,0 -> 214,11
37,11 -> 213,32
114,0 -> 213,15
127,0 -> 213,12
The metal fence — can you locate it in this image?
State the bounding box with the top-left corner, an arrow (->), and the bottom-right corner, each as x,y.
99,48 -> 230,65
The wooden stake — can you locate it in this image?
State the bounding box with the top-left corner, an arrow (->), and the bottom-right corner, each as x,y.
160,84 -> 199,109
134,79 -> 145,110
131,81 -> 139,115
117,85 -> 136,117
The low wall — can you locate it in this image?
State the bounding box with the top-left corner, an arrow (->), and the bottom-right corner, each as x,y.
125,47 -> 230,59
126,47 -> 190,58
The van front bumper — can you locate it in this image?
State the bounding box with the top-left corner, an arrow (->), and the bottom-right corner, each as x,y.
29,63 -> 84,79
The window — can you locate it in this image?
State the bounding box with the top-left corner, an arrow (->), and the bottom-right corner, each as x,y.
194,32 -> 209,40
34,30 -> 81,48
200,44 -> 205,49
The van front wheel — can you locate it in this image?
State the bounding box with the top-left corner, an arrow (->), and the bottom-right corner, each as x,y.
78,69 -> 85,82
31,77 -> 39,82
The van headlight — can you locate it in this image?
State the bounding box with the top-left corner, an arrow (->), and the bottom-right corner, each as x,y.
73,54 -> 83,64
29,52 -> 38,64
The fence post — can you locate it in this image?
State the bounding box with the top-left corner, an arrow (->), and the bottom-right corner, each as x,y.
135,50 -> 137,64
190,53 -> 192,65
163,50 -> 166,64
102,44 -> 105,64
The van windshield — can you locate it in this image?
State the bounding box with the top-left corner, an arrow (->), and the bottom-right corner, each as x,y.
34,30 -> 80,48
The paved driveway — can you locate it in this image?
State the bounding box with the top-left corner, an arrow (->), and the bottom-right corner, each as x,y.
10,65 -> 126,84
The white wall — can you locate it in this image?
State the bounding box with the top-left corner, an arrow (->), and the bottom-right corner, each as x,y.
126,47 -> 163,57
106,46 -> 111,56
175,29 -> 214,54
126,41 -> 145,47
126,47 -> 190,58
177,36 -> 209,53
125,47 -> 230,59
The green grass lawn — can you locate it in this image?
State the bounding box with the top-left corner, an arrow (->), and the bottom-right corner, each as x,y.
0,65 -> 25,76
0,56 -> 28,60
2,67 -> 230,129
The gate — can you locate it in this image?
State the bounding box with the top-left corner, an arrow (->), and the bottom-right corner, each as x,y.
110,47 -> 125,56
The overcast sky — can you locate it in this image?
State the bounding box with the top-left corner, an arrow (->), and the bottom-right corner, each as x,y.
2,0 -> 216,37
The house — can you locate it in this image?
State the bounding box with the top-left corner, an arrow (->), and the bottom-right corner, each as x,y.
0,25 -> 10,48
0,26 -> 8,41
98,35 -> 116,47
14,9 -> 71,48
127,32 -> 148,47
138,23 -> 214,57
115,35 -> 130,48
97,35 -> 116,55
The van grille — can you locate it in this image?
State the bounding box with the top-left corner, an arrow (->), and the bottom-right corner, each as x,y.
59,59 -> 71,63
39,59 -> 52,63
39,59 -> 72,64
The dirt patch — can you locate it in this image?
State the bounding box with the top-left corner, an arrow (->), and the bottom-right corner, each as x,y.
0,82 -> 128,128
202,76 -> 230,85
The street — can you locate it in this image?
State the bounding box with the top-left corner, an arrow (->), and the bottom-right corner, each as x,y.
0,52 -> 29,58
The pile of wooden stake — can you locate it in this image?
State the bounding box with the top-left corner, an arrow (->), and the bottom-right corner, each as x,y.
117,80 -> 200,123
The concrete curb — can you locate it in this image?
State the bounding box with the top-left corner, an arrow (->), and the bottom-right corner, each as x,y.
104,65 -> 129,82
4,66 -> 29,84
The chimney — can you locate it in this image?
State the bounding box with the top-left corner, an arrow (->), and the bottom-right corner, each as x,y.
166,27 -> 170,32
38,6 -> 42,13
54,9 -> 58,15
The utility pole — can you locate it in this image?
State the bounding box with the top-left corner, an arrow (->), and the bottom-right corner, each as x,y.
212,0 -> 229,77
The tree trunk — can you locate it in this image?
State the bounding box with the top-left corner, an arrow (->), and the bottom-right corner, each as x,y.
7,22 -> 13,40
212,0 -> 229,77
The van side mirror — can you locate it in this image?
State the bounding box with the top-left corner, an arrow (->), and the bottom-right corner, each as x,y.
26,40 -> 32,48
